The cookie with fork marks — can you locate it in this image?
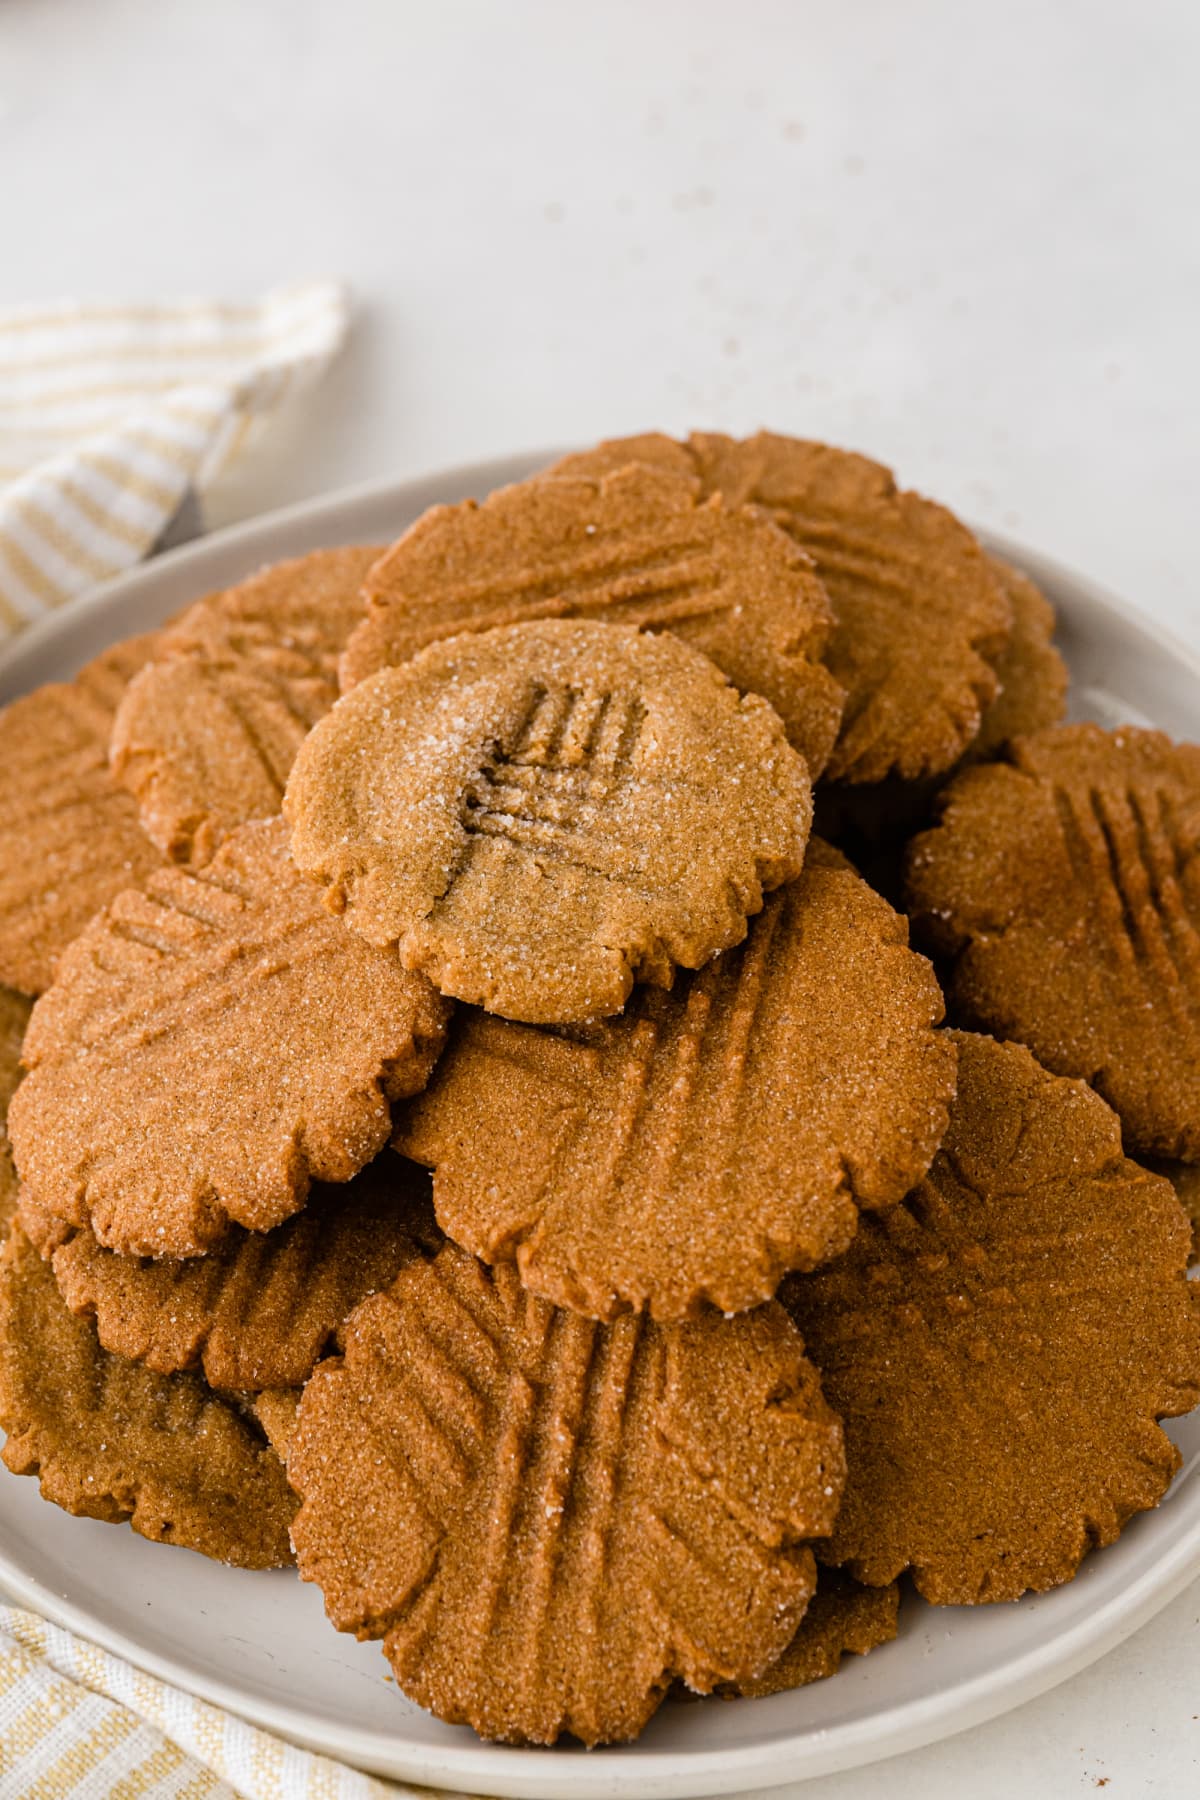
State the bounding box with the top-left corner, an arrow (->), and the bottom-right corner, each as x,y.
9,819 -> 449,1257
111,547 -> 381,867
393,841 -> 956,1319
287,619 -> 813,1024
287,1240 -> 845,1744
905,724 -> 1200,1159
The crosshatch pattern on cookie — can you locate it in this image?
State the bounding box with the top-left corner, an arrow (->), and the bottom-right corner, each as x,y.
394,844 -> 956,1319
445,677 -> 701,907
289,620 -> 812,1025
784,1031 -> 1200,1604
341,463 -> 845,776
9,819 -> 449,1258
288,1244 -> 844,1745
906,724 -> 1200,1159
462,685 -> 648,867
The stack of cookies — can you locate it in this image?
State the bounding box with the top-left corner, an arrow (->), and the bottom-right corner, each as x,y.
1,431 -> 1198,1748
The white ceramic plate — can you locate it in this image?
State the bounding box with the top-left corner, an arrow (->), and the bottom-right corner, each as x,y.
1,454 -> 1199,1799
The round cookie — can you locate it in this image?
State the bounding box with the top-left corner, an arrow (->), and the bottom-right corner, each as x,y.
111,547 -> 381,868
340,462 -> 845,777
0,631 -> 168,994
972,556 -> 1067,756
905,723 -> 1200,1160
784,1031 -> 1200,1604
287,1241 -> 845,1746
0,987 -> 31,1236
550,432 -> 1012,785
21,1153 -> 435,1392
393,841 -> 956,1319
0,1225 -> 295,1568
9,818 -> 450,1258
287,619 -> 813,1025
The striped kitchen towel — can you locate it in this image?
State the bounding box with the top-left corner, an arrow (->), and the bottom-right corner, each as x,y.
0,282 -> 349,640
0,1607 -> 476,1800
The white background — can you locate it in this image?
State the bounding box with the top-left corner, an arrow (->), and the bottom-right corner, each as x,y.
3,0 -> 1199,1793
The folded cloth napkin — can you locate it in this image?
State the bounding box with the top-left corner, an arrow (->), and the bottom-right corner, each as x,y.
0,281 -> 349,641
0,1607 -> 476,1800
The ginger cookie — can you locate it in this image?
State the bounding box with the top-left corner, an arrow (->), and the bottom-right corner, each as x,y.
905,724 -> 1200,1160
0,635 -> 168,994
718,1572 -> 899,1698
111,547 -> 381,868
972,557 -> 1067,757
0,1225 -> 295,1568
551,432 -> 1011,785
287,619 -> 813,1025
9,818 -> 450,1259
287,1242 -> 845,1746
784,1031 -> 1200,1604
0,987 -> 31,1236
394,841 -> 955,1319
23,1153 -> 435,1392
339,463 -> 845,777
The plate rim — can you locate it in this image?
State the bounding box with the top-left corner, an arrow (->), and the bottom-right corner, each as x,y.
5,1504 -> 1200,1798
1,451 -> 1199,1797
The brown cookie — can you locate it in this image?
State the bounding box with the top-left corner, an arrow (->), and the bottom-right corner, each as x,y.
0,987 -> 31,1237
0,1224 -> 295,1567
719,1572 -> 899,1697
905,724 -> 1200,1160
394,841 -> 955,1318
972,557 -> 1068,756
9,818 -> 450,1258
287,619 -> 812,1025
111,547 -> 381,868
287,1242 -> 845,1745
22,1153 -> 434,1392
550,433 -> 1011,784
340,463 -> 845,777
784,1031 -> 1200,1604
0,633 -> 168,994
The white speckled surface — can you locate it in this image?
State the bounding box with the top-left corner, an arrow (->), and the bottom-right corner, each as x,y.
3,0 -> 1199,1791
